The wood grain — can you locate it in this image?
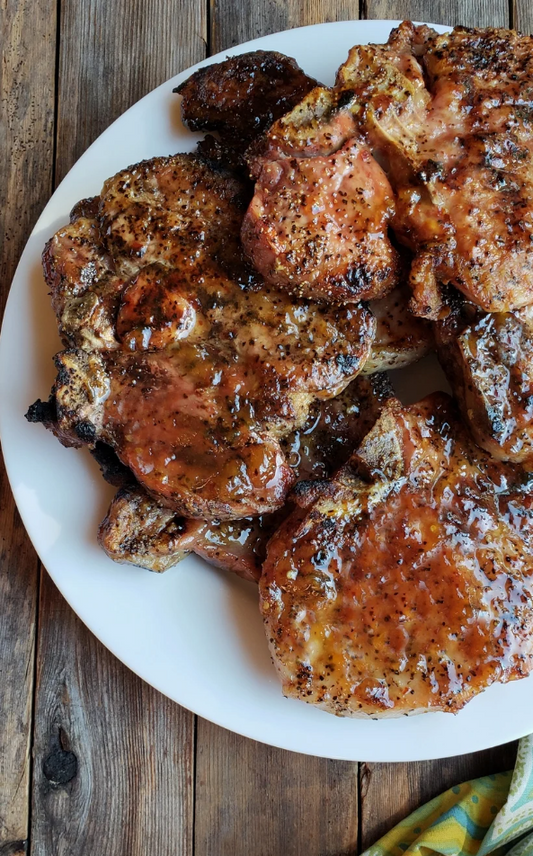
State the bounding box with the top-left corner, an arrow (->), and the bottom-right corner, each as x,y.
202,0 -> 516,851
194,719 -> 358,856
210,0 -> 360,53
1,0 -> 526,853
55,0 -> 207,183
362,0 -> 508,26
359,744 -> 517,849
0,464 -> 39,856
30,575 -> 195,856
0,0 -> 55,852
514,1 -> 533,33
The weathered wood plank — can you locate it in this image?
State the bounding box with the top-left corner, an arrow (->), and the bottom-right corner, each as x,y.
363,0 -> 508,27
30,575 -> 195,856
210,0 -> 360,53
195,719 -> 358,856
360,743 -> 517,849
0,0 -> 56,852
0,464 -> 40,856
514,1 -> 533,33
55,0 -> 207,183
30,1 -> 206,854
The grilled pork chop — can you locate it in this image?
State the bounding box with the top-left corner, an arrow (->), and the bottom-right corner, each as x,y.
98,374 -> 394,580
32,154 -> 375,520
42,156 -> 250,350
437,297 -> 533,465
337,23 -> 533,318
176,51 -> 317,162
241,87 -> 400,303
261,393 -> 533,716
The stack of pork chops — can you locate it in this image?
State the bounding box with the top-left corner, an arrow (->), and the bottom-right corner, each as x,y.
28,23 -> 533,717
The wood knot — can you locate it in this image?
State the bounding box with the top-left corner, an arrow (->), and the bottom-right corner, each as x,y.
42,728 -> 78,787
359,762 -> 372,800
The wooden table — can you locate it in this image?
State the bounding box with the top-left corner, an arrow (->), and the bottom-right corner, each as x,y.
0,0 -> 527,853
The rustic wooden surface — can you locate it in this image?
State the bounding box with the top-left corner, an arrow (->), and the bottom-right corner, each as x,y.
0,0 -> 529,853
0,1 -> 55,853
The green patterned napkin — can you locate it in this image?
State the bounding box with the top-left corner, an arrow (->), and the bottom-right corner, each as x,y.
364,736 -> 533,856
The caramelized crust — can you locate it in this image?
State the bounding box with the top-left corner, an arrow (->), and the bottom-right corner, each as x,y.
337,23 -> 533,317
99,154 -> 250,280
98,488 -> 191,573
242,140 -> 398,303
261,394 -> 533,716
242,89 -> 399,303
98,374 -> 394,579
38,154 -> 375,520
99,492 -> 280,583
246,87 -> 362,171
437,299 -> 533,464
42,209 -> 123,350
29,24 -> 533,721
175,51 -> 317,154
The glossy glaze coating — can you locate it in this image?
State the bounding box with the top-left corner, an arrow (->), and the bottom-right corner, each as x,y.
42,213 -> 122,350
242,87 -> 399,303
44,154 -> 375,519
437,299 -> 533,465
176,50 -> 317,155
98,374 -> 393,579
185,372 -> 394,576
261,394 -> 533,716
364,285 -> 433,373
337,23 -> 533,318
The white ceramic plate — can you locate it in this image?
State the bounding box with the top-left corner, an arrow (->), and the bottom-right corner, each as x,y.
1,19 -> 530,762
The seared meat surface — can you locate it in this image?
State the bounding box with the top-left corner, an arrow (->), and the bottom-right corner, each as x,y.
246,87 -> 361,169
364,285 -> 433,373
98,488 -> 192,574
99,374 -> 394,580
176,51 -> 317,158
242,88 -> 399,302
99,492 -> 278,583
437,298 -> 533,465
35,154 -> 375,519
43,203 -> 123,350
42,156 -> 250,350
337,23 -> 533,317
261,394 -> 533,716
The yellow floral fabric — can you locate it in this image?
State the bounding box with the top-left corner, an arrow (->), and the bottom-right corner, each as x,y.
363,736 -> 533,856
